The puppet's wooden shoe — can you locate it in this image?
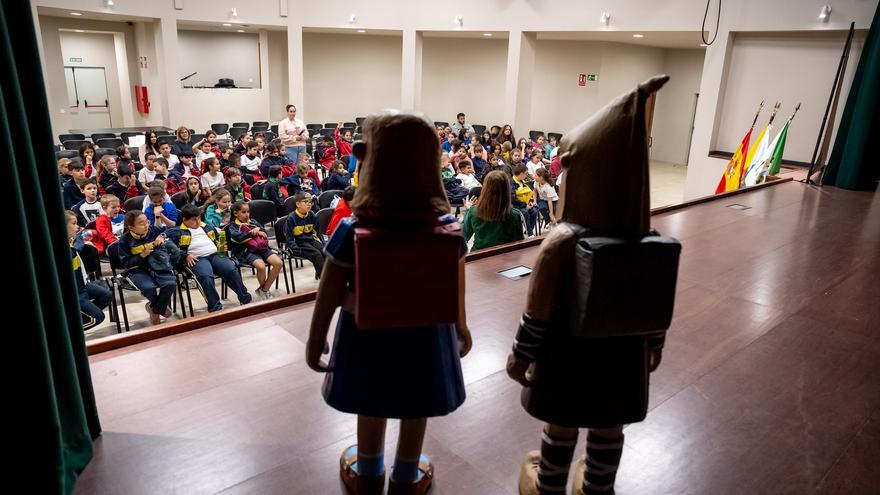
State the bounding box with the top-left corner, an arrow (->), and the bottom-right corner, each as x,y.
571,456 -> 616,495
518,450 -> 541,495
387,454 -> 434,495
339,445 -> 385,495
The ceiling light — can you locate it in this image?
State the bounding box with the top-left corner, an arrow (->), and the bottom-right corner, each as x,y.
819,5 -> 832,21
229,7 -> 238,18
237,29 -> 245,33
600,12 -> 611,26
632,33 -> 644,38
75,29 -> 85,33
482,33 -> 492,37
222,23 -> 232,26
454,15 -> 463,27
70,12 -> 83,16
349,14 -> 357,24
104,0 -> 114,7
357,29 -> 366,33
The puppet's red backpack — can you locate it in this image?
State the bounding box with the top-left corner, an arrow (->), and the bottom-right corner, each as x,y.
354,221 -> 462,329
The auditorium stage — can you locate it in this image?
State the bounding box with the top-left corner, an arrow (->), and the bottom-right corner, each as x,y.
77,181 -> 880,494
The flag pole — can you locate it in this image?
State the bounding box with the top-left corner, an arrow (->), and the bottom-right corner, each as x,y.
751,100 -> 764,128
805,22 -> 855,185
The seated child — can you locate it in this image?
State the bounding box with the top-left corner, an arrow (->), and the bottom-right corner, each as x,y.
280,162 -> 321,197
166,204 -> 252,312
119,210 -> 179,325
456,161 -> 482,190
325,185 -> 355,238
138,152 -> 159,184
94,194 -> 125,252
261,165 -> 287,214
143,186 -> 179,227
259,143 -> 292,178
224,166 -> 251,202
511,163 -> 538,237
227,200 -> 283,301
72,178 -> 102,226
200,157 -> 226,194
66,211 -> 112,328
533,167 -> 559,227
316,134 -> 337,170
116,145 -> 134,175
106,167 -> 144,203
283,192 -> 325,279
141,180 -> 172,211
171,152 -> 200,181
204,188 -> 233,230
58,157 -> 72,187
63,160 -> 87,209
526,149 -> 545,178
325,160 -> 352,191
240,141 -> 262,180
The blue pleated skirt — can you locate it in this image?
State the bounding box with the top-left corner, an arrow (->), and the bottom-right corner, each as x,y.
322,310 -> 466,419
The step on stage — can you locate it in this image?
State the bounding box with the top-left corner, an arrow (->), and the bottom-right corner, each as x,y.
77,181 -> 880,494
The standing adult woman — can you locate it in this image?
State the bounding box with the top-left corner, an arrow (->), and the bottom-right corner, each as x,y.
278,104 -> 308,165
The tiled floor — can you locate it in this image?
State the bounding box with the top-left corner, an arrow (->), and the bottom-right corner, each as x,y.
84,161 -> 688,340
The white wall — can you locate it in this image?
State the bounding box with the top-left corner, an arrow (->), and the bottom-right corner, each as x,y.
301,32 -> 402,124
178,30 -> 261,88
40,16 -> 140,137
531,41 -> 667,132
652,49 -> 705,165
267,30 -> 289,123
714,30 -> 865,164
420,36 -> 508,127
60,31 -> 124,127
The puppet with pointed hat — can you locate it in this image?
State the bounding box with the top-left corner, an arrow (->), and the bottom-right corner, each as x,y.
507,75 -> 681,495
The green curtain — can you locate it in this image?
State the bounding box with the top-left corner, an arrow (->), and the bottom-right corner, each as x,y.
1,2 -> 101,493
823,4 -> 880,190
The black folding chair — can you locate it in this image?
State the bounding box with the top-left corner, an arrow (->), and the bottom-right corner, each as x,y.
170,191 -> 189,210
59,133 -> 85,144
547,132 -> 563,142
124,195 -> 146,213
79,243 -> 119,333
355,117 -> 366,126
472,124 -> 487,134
96,138 -> 125,149
211,123 -> 229,135
91,133 -> 117,142
63,139 -> 89,150
229,127 -> 248,141
56,150 -> 79,160
95,148 -> 116,160
253,121 -> 270,128
317,189 -> 342,209
232,122 -> 250,131
323,123 -> 338,129
528,130 -> 545,141
315,207 -> 334,242
343,122 -> 357,129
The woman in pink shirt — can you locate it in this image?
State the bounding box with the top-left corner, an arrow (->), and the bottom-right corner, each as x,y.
278,104 -> 308,165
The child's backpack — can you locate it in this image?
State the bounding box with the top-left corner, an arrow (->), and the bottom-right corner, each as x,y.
567,224 -> 681,339
239,223 -> 269,253
353,221 -> 462,329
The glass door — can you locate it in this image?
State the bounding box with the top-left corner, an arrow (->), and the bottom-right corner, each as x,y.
65,66 -> 112,128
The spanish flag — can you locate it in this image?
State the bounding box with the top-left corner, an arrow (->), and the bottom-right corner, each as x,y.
715,129 -> 752,194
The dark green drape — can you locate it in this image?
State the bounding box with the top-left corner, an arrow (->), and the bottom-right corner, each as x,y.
823,4 -> 880,190
1,2 -> 101,493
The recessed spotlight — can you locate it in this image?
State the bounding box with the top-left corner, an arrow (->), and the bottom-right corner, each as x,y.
357,29 -> 366,33
482,33 -> 492,37
632,34 -> 644,38
70,12 -> 83,16
237,29 -> 245,33
223,23 -> 232,27
75,29 -> 85,33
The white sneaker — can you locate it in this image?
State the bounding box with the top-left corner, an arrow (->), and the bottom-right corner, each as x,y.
255,289 -> 268,301
264,289 -> 275,300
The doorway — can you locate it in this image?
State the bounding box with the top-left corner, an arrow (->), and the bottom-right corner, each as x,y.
65,66 -> 112,128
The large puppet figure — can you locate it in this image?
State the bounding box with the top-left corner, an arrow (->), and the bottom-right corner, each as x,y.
307,111 -> 472,495
507,75 -> 680,495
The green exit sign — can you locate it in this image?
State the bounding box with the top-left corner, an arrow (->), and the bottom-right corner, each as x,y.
69,57 -> 82,62
587,74 -> 598,81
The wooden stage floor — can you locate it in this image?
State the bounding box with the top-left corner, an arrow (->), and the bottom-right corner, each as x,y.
77,182 -> 880,494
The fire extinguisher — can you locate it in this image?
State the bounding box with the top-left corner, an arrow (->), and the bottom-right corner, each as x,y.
135,85 -> 150,114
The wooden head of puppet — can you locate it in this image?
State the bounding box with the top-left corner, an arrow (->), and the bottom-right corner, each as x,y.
349,110 -> 450,223
557,75 -> 669,237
